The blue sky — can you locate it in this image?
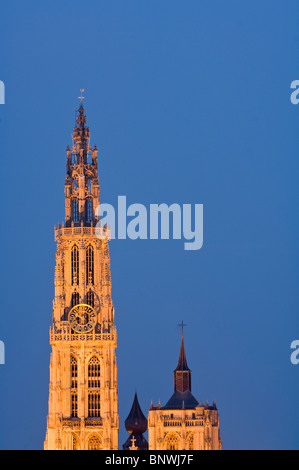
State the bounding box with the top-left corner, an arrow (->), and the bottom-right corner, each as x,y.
0,0 -> 299,450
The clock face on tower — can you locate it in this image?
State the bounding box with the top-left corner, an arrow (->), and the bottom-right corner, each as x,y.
68,304 -> 96,333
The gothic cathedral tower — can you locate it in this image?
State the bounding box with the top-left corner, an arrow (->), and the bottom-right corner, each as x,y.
44,98 -> 119,450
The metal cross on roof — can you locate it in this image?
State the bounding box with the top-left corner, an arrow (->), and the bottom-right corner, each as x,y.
129,436 -> 138,450
178,321 -> 187,333
78,89 -> 85,105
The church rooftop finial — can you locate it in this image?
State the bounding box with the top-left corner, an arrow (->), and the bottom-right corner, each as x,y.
178,320 -> 187,333
78,88 -> 85,108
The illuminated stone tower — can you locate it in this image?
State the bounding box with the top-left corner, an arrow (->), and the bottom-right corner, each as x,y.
148,331 -> 222,451
44,96 -> 119,450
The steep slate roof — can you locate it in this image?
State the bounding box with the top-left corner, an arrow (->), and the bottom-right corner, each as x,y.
175,332 -> 191,372
162,389 -> 199,410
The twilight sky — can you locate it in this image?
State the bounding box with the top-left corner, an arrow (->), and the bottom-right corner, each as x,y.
0,0 -> 299,450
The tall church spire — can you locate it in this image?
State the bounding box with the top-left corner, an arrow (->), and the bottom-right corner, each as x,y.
73,103 -> 90,156
175,332 -> 191,372
65,97 -> 100,227
174,331 -> 192,393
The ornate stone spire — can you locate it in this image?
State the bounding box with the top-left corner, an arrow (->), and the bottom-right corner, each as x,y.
73,102 -> 90,157
65,95 -> 100,227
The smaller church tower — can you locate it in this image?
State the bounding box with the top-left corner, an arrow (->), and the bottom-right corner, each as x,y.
148,331 -> 222,450
123,392 -> 148,450
174,331 -> 192,394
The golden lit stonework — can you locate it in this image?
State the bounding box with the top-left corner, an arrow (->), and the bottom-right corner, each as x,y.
44,100 -> 119,451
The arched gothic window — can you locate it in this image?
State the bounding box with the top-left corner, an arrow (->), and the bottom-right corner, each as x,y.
70,356 -> 78,418
88,435 -> 101,450
88,356 -> 101,418
72,434 -> 80,450
72,198 -> 79,223
72,175 -> 78,191
87,290 -> 94,308
187,434 -> 194,450
86,175 -> 92,192
86,245 -> 94,285
71,291 -> 79,307
88,356 -> 100,388
71,245 -> 79,285
71,355 -> 78,389
85,198 -> 93,223
88,392 -> 101,418
71,393 -> 78,418
165,433 -> 179,451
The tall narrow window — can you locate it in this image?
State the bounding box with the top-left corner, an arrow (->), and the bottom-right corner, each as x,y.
72,198 -> 79,223
86,176 -> 92,192
187,434 -> 194,450
72,175 -> 78,191
72,152 -> 78,165
71,245 -> 79,286
88,356 -> 101,418
71,355 -> 78,389
86,245 -> 94,286
88,356 -> 100,388
71,356 -> 78,418
88,392 -> 101,418
71,291 -> 79,307
87,290 -> 94,308
71,393 -> 78,418
72,434 -> 79,450
85,198 -> 93,223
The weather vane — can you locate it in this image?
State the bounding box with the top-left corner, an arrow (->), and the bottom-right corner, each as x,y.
178,321 -> 187,333
78,89 -> 85,105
